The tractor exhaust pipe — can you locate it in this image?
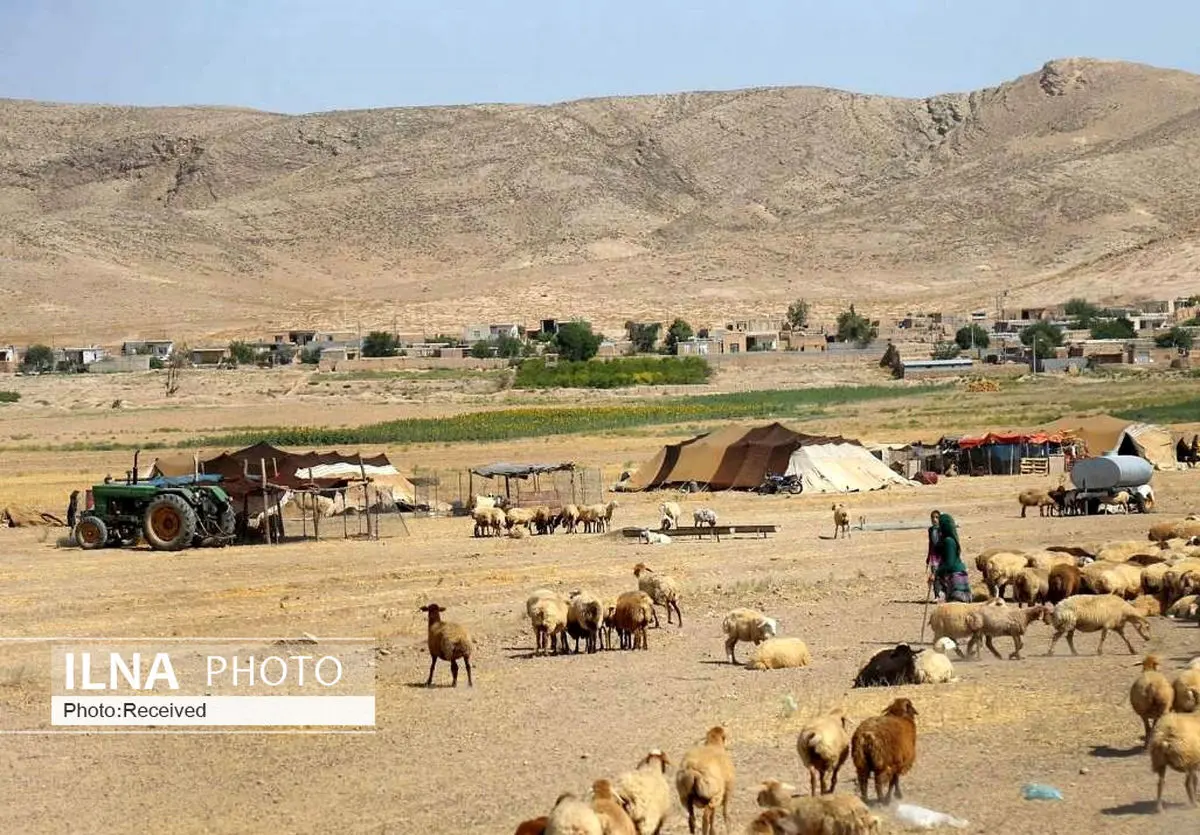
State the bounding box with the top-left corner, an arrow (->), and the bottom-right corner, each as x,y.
132,449 -> 140,485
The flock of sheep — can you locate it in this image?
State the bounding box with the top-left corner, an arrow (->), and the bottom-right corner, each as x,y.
470,495 -> 619,538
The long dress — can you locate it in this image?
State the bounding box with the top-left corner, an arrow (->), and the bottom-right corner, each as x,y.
935,515 -> 972,603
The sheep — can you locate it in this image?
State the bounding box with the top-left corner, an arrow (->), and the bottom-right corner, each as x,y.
1132,654 -> 1175,747
752,783 -> 879,835
928,601 -> 998,658
746,637 -> 811,671
612,750 -> 673,835
567,590 -> 604,654
1047,563 -> 1082,604
507,506 -> 536,533
853,644 -> 917,688
527,589 -> 570,656
965,602 -> 1053,660
578,505 -> 603,534
1018,488 -> 1056,518
832,503 -> 850,539
1098,540 -> 1152,562
659,501 -> 682,531
693,507 -> 718,529
1162,561 -> 1200,605
532,505 -> 560,535
514,817 -> 549,835
1013,567 -> 1050,607
797,708 -> 850,796
1047,594 -> 1152,656
1166,594 -> 1199,619
546,793 -> 603,835
633,562 -> 683,627
1149,711 -> 1200,812
676,726 -> 735,835
591,779 -> 636,835
1103,490 -> 1131,514
1025,551 -> 1076,572
612,590 -> 653,650
722,608 -> 779,664
471,507 -> 492,537
1132,594 -> 1163,618
470,493 -> 507,512
1142,562 -> 1174,599
562,504 -> 581,534
638,529 -> 673,545
914,637 -> 957,684
600,598 -> 618,650
851,698 -> 918,805
1173,662 -> 1200,713
984,552 -> 1031,600
419,603 -> 474,687
1081,561 -> 1143,599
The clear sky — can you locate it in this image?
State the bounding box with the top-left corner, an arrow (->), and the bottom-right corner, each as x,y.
1,0 -> 1198,114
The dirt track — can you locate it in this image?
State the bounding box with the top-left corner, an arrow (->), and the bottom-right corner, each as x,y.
2,471 -> 1199,833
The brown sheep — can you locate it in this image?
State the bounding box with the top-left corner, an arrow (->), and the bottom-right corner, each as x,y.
591,779 -> 636,835
613,590 -> 653,650
1132,655 -> 1174,748
1047,563 -> 1082,604
419,603 -> 474,687
676,726 -> 735,835
514,817 -> 548,835
851,698 -> 918,805
1018,488 -> 1056,518
832,503 -> 850,539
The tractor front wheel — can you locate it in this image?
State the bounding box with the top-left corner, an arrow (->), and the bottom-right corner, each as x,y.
143,494 -> 198,551
75,517 -> 109,550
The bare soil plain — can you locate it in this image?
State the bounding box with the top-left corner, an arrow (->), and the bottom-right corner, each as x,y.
0,370 -> 1199,833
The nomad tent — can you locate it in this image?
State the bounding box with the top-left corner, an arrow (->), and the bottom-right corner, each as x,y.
624,423 -> 914,493
1044,415 -> 1178,471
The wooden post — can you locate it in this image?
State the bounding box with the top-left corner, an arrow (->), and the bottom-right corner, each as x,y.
313,493 -> 320,541
260,458 -> 272,544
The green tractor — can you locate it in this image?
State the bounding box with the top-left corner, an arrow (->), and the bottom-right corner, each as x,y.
75,451 -> 237,552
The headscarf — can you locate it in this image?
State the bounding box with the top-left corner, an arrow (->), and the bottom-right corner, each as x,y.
937,512 -> 959,544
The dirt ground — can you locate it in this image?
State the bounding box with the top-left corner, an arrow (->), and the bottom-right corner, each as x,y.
1,453 -> 1199,833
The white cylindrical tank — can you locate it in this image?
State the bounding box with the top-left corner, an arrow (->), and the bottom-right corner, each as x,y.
1070,455 -> 1153,491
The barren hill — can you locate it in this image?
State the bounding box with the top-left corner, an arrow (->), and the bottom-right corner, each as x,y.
3,57 -> 1200,343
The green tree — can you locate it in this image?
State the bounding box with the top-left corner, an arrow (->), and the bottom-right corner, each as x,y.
1064,297 -> 1101,328
298,345 -> 321,365
228,341 -> 255,366
361,331 -> 399,357
468,340 -> 492,359
552,320 -> 603,362
664,318 -> 694,355
1090,317 -> 1136,340
1155,327 -> 1194,350
836,305 -> 877,347
954,324 -> 990,352
624,321 -> 662,354
21,344 -> 54,372
495,334 -> 525,359
274,344 -> 297,365
786,298 -> 811,330
1020,321 -> 1064,358
931,341 -> 962,360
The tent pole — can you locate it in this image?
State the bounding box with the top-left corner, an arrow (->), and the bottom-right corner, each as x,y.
260,459 -> 272,545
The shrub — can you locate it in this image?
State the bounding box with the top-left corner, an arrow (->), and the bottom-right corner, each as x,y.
21,344 -> 54,373
1020,321 -> 1063,358
515,356 -> 712,389
624,321 -> 662,353
228,341 -> 255,366
468,340 -> 491,359
1065,297 -> 1101,328
664,318 -> 693,355
298,345 -> 321,365
552,321 -> 603,362
1090,317 -> 1136,340
836,305 -> 877,347
931,341 -> 962,360
1155,327 -> 1194,350
361,331 -> 399,358
0,391 -> 19,403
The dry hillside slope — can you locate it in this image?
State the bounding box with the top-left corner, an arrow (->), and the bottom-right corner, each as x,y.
2,57 -> 1199,342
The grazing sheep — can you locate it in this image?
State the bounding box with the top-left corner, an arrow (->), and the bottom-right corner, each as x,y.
633,563 -> 683,627
514,817 -> 548,835
612,750 -> 673,835
1173,662 -> 1200,713
532,505 -> 561,535
965,602 -> 1053,660
471,507 -> 492,537
567,590 -> 604,654
832,503 -> 850,539
1166,594 -> 1200,619
1081,561 -> 1144,599
527,589 -> 570,656
1142,562 -> 1174,600
591,779 -> 636,835
722,608 -> 779,664
1025,551 -> 1076,572
546,793 -> 603,835
659,501 -> 682,530
419,603 -> 474,687
1013,567 -> 1050,607
929,601 -> 998,658
562,504 -> 581,534
746,637 -> 811,671
676,726 -> 735,835
853,644 -> 918,688
851,698 -> 919,804
914,637 -> 957,684
1149,711 -> 1200,812
1047,595 -> 1152,656
752,783 -> 879,835
1132,594 -> 1163,618
1047,563 -> 1083,604
1103,490 -> 1132,514
1132,654 -> 1175,747
1018,488 -> 1056,518
693,507 -> 718,529
797,708 -> 851,796
638,529 -> 673,545
506,507 -> 536,533
612,590 -> 654,650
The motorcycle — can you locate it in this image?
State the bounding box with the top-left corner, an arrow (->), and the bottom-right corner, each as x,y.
756,473 -> 803,495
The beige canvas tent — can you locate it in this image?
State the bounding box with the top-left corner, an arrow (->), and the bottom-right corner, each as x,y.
1045,414 -> 1178,470
784,442 -> 916,493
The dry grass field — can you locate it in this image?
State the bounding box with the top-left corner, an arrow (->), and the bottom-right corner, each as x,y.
0,368 -> 1199,833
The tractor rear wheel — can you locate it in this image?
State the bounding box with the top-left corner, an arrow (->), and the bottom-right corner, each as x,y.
143,494 -> 198,551
75,517 -> 108,550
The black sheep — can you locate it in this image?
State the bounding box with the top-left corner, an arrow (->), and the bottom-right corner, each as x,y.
853,644 -> 918,688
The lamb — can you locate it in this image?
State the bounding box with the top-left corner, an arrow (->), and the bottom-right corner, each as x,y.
1131,654 -> 1175,747
914,637 -> 957,684
527,589 -> 570,656
1017,488 -> 1056,518
928,600 -> 998,658
612,590 -> 653,650
638,529 -> 673,545
746,637 -> 811,671
659,501 -> 682,530
851,698 -> 919,804
797,708 -> 850,796
562,504 -> 581,534
545,793 -> 603,835
832,503 -> 850,539
1047,594 -> 1152,656
965,602 -> 1053,660
567,590 -> 604,654
693,507 -> 718,529
633,563 -> 683,627
676,726 -> 735,835
853,644 -> 917,687
590,779 -> 636,835
419,603 -> 474,687
514,817 -> 548,835
1013,567 -> 1050,607
1149,711 -> 1200,812
1047,563 -> 1082,604
722,608 -> 779,664
752,783 -> 879,835
612,750 -> 673,835
1173,662 -> 1200,713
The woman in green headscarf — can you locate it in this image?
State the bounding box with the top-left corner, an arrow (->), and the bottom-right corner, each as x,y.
933,512 -> 972,603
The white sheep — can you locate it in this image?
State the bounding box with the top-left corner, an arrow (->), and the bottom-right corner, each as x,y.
1167,594 -> 1200,619
1150,711 -> 1200,812
545,793 -> 603,835
746,637 -> 811,670
526,589 -> 570,656
1173,661 -> 1200,713
796,708 -> 851,796
1047,595 -> 1152,656
722,608 -> 779,664
966,602 -> 1053,660
633,563 -> 683,627
753,782 -> 879,835
914,637 -> 957,684
659,501 -> 681,531
612,750 -> 673,835
928,600 -> 1001,659
832,503 -> 850,539
638,529 -> 672,545
980,552 -> 1028,600
693,507 -> 718,528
